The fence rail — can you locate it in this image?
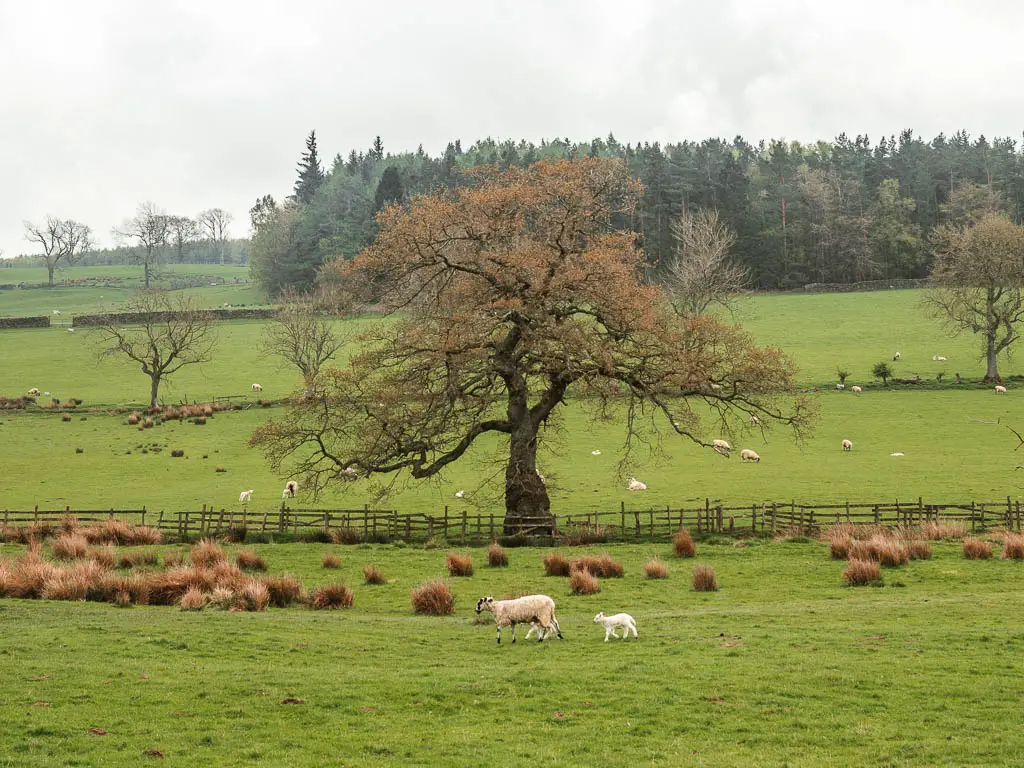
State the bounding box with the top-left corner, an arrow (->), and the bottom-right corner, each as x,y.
4,497 -> 1024,542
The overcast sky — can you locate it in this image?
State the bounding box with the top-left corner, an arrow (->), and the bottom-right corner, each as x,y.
2,0 -> 1024,257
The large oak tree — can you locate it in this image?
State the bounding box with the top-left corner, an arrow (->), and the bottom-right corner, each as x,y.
252,158 -> 812,533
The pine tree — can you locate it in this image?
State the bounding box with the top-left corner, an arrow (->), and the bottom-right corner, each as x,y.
294,131 -> 325,204
370,136 -> 384,161
374,166 -> 405,211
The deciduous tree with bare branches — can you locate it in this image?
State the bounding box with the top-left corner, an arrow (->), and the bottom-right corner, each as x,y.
260,289 -> 345,398
23,216 -> 93,287
94,292 -> 217,407
115,203 -> 170,289
198,208 -> 233,264
663,208 -> 748,317
251,158 -> 812,533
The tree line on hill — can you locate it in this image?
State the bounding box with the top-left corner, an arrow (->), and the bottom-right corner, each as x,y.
250,128 -> 1024,296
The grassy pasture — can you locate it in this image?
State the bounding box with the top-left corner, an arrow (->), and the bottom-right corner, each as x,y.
2,538 -> 1024,766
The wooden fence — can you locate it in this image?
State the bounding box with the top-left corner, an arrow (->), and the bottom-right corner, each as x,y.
4,497 -> 1024,542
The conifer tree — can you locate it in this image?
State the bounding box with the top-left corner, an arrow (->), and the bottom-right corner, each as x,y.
294,131 -> 325,204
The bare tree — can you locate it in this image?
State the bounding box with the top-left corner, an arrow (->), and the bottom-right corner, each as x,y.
924,213 -> 1024,383
23,216 -> 93,287
95,291 -> 217,407
663,208 -> 748,317
198,208 -> 233,264
260,289 -> 345,398
115,203 -> 170,288
167,216 -> 200,263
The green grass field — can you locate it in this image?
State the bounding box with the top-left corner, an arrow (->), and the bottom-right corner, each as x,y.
2,538 -> 1023,766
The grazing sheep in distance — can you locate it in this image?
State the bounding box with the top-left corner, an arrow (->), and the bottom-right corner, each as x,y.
593,611 -> 638,642
67,328 -> 75,333
251,383 -> 263,391
282,480 -> 298,498
627,476 -> 647,491
893,352 -> 901,360
932,355 -> 947,362
890,452 -> 905,457
591,449 -> 602,455
454,490 -> 466,498
835,383 -> 845,390
475,595 -> 563,644
851,385 -> 863,393
712,439 -> 732,456
340,467 -> 358,480
995,385 -> 1007,394
239,489 -> 253,504
27,388 -> 40,397
52,310 -> 61,316
749,414 -> 761,427
740,449 -> 760,463
842,439 -> 853,451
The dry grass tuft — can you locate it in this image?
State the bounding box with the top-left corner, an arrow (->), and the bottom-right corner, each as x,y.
236,550 -> 267,572
487,542 -> 508,567
692,564 -> 718,592
643,558 -> 668,579
829,536 -> 853,560
88,546 -> 116,569
190,539 -> 227,568
179,587 -> 207,611
331,527 -> 362,545
322,553 -> 341,569
569,567 -> 601,595
117,549 -> 159,569
963,538 -> 993,560
843,558 -> 882,586
543,552 -> 571,577
571,553 -> 624,578
907,540 -> 933,560
867,536 -> 909,567
363,565 -> 385,585
1001,533 -> 1024,560
163,550 -> 185,568
232,580 -> 270,612
261,575 -> 303,607
446,552 -> 474,577
921,519 -> 969,540
309,583 -> 354,610
52,533 -> 88,561
411,579 -> 454,615
673,529 -> 695,558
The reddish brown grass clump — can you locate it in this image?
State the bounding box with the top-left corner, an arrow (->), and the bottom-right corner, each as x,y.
569,567 -> 601,595
232,580 -> 270,612
52,533 -> 89,561
446,552 -> 474,577
1001,533 -> 1024,560
260,575 -> 303,607
179,587 -> 208,611
963,538 -> 993,560
868,536 -> 909,567
692,564 -> 718,592
843,559 -> 882,586
921,519 -> 968,540
543,552 -> 571,577
673,529 -> 695,558
190,539 -> 227,567
907,541 -> 933,560
117,549 -> 159,569
643,558 -> 668,579
236,550 -> 267,572
571,553 -> 624,578
322,553 -> 341,569
411,579 -> 454,615
487,542 -> 508,567
163,550 -> 185,568
309,583 -> 354,610
88,546 -> 116,569
829,536 -> 853,560
363,565 -> 385,585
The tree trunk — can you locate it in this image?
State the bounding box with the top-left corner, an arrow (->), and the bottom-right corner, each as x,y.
144,260 -> 151,289
47,264 -> 55,287
984,290 -> 1001,383
503,426 -> 553,536
150,376 -> 160,408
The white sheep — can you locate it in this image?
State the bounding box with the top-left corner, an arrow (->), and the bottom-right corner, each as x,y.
893,352 -> 901,360
740,448 -> 760,463
282,480 -> 298,498
27,388 -> 40,397
712,439 -> 732,456
455,490 -> 466,498
851,385 -> 862,393
626,476 -> 647,491
252,383 -> 263,392
995,385 -> 1007,394
835,383 -> 845,390
842,439 -> 853,452
593,611 -> 638,642
932,355 -> 947,362
340,467 -> 358,480
52,310 -> 61,316
239,489 -> 253,504
475,595 -> 562,644
890,452 -> 905,457
67,328 -> 74,333
591,449 -> 602,455
749,414 -> 761,427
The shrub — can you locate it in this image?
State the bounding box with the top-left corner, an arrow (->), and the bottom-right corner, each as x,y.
52,533 -> 88,561
907,541 -> 933,560
829,536 -> 853,560
223,525 -> 247,544
411,579 -> 454,615
643,558 -> 668,579
363,565 -> 385,585
673,529 -> 695,558
170,449 -> 184,458
232,580 -> 270,612
487,542 -> 508,567
543,552 -> 571,577
88,546 -> 116,569
322,553 -> 341,569
843,559 -> 882,586
963,538 -> 993,560
1002,533 -> 1024,560
569,567 -> 600,595
262,575 -> 303,607
190,539 -> 227,567
570,553 -> 623,578
309,583 -> 354,610
692,564 -> 718,592
446,552 -> 474,577
236,550 -> 267,572
179,587 -> 207,611
61,414 -> 72,422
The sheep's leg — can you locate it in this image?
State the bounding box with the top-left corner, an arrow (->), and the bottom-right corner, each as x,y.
629,622 -> 638,638
604,627 -> 611,642
511,623 -> 516,644
550,617 -> 563,639
496,626 -> 501,645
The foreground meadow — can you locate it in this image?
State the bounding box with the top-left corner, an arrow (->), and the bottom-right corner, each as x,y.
2,538 -> 1023,766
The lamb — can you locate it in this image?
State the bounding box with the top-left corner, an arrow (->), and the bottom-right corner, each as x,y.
475,595 -> 562,644
995,385 -> 1007,394
712,439 -> 732,456
239,489 -> 253,504
455,490 -> 466,498
27,388 -> 40,397
740,448 -> 760,463
593,611 -> 638,642
842,439 -> 853,451
282,480 -> 298,498
835,383 -> 845,390
626,476 -> 647,491
251,383 -> 263,391
893,352 -> 901,360
851,385 -> 863,393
